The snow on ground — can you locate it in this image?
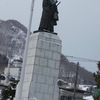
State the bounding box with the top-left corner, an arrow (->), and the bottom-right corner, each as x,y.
11,54 -> 22,62
78,85 -> 90,91
30,97 -> 39,100
83,95 -> 94,100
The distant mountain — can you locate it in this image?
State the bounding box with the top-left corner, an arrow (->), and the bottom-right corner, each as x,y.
0,19 -> 95,84
0,19 -> 27,57
59,54 -> 95,85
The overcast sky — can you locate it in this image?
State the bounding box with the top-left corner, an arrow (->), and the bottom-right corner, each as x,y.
0,0 -> 100,72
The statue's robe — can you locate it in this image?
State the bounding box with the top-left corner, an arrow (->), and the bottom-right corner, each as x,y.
39,0 -> 58,32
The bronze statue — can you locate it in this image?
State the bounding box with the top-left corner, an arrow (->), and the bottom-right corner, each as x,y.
38,0 -> 60,33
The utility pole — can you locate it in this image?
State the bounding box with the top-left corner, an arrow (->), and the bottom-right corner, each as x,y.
17,0 -> 35,100
73,62 -> 79,100
5,57 -> 11,83
5,41 -> 16,84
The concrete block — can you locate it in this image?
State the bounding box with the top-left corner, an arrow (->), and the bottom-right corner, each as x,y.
48,85 -> 54,94
30,35 -> 38,40
25,65 -> 34,74
33,65 -> 42,74
50,69 -> 59,77
48,59 -> 56,68
39,32 -> 50,38
42,67 -> 51,76
37,75 -> 45,83
40,84 -> 48,93
22,91 -> 29,98
55,61 -> 60,69
54,86 -> 59,100
36,48 -> 45,57
43,94 -> 53,100
44,50 -> 53,59
46,37 -> 55,42
46,37 -> 51,41
32,74 -> 37,82
27,49 -> 36,57
26,57 -> 35,65
57,45 -> 62,53
54,39 -> 61,44
38,35 -> 47,41
27,74 -> 33,81
42,67 -> 47,75
29,81 -> 36,97
40,57 -> 47,67
37,40 -> 42,48
52,52 -> 61,61
50,34 -> 59,39
34,57 -> 40,65
41,41 -> 50,50
31,32 -> 39,37
26,58 -> 30,65
23,82 -> 27,91
35,82 -> 41,92
22,97 -> 28,100
50,43 -> 57,51
29,57 -> 35,64
34,92 -> 43,100
29,35 -> 34,38
28,39 -> 37,49
24,74 -> 28,82
32,36 -> 38,40
45,76 -> 53,85
23,82 -> 30,91
28,41 -> 33,49
53,77 -> 58,85
24,74 -> 32,82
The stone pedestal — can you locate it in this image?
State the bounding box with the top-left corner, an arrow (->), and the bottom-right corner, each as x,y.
21,32 -> 62,100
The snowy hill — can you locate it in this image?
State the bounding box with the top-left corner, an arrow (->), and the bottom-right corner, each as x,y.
0,19 -> 95,84
59,55 -> 95,85
0,19 -> 27,57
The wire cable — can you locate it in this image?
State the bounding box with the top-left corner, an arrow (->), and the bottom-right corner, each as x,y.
64,55 -> 99,62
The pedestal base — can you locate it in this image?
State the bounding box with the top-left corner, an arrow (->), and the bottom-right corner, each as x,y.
15,32 -> 62,100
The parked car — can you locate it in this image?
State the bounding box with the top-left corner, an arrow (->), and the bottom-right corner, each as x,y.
83,92 -> 94,100
78,85 -> 90,91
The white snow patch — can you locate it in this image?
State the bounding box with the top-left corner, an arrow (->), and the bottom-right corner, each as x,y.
83,95 -> 94,100
11,55 -> 22,62
11,25 -> 16,30
30,97 -> 39,100
58,79 -> 67,83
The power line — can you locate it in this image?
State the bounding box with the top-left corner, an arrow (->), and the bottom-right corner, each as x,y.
64,55 -> 99,63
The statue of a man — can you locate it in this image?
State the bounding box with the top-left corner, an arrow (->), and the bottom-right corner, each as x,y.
38,0 -> 59,32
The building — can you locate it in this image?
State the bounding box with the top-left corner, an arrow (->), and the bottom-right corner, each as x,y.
1,59 -> 22,84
